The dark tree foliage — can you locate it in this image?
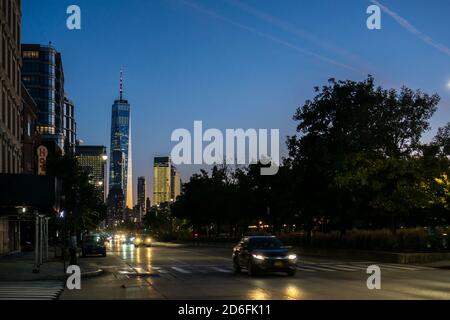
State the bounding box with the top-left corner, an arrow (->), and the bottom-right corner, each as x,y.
47,154 -> 106,234
166,77 -> 449,240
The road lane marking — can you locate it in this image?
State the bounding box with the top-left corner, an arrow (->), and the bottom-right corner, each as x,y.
297,265 -> 336,272
171,266 -> 192,274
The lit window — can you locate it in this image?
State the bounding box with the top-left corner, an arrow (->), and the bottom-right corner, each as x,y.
23,51 -> 39,59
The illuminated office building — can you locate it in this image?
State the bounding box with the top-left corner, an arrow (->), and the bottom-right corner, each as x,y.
109,68 -> 133,209
75,145 -> 107,202
153,157 -> 171,206
22,43 -> 66,153
137,176 -> 147,214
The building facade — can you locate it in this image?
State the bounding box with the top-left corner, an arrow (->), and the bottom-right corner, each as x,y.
109,69 -> 132,209
153,156 -> 174,206
0,0 -> 23,256
0,0 -> 22,256
21,84 -> 39,174
75,144 -> 107,202
0,0 -> 22,175
171,165 -> 181,202
137,176 -> 146,217
22,43 -> 65,154
63,97 -> 76,154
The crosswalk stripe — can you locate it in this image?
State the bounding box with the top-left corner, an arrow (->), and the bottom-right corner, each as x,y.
296,266 -> 317,272
122,262 -> 430,275
210,267 -> 232,273
171,266 -> 191,274
152,267 -> 168,273
0,290 -> 60,294
332,264 -> 366,271
0,298 -> 52,300
0,295 -> 58,298
379,264 -> 422,271
0,282 -> 63,300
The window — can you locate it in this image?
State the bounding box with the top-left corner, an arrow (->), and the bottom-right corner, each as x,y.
22,51 -> 39,59
27,118 -> 31,136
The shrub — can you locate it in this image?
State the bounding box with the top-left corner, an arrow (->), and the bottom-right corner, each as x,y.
279,227 -> 449,252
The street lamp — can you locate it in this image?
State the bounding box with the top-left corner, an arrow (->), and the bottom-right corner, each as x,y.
102,155 -> 108,161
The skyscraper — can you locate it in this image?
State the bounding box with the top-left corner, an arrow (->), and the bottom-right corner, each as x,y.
153,157 -> 171,206
22,44 -> 66,154
137,176 -> 147,214
109,68 -> 133,209
75,145 -> 107,202
171,165 -> 181,201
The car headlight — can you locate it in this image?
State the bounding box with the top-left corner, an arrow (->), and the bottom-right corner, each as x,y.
288,254 -> 297,260
145,238 -> 152,243
135,238 -> 141,242
252,254 -> 266,260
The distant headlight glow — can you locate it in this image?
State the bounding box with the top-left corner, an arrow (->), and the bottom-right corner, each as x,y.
288,254 -> 297,260
252,254 -> 266,260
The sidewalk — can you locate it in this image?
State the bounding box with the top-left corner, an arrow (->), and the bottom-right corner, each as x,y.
0,250 -> 103,282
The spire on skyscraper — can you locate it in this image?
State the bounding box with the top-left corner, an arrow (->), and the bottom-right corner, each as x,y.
120,66 -> 123,100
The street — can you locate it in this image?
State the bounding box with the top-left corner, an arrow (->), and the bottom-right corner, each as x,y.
58,243 -> 450,300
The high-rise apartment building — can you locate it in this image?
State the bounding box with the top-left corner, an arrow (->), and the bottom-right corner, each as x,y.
75,145 -> 107,202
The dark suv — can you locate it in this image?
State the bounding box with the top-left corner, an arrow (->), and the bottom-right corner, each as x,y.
82,235 -> 107,257
232,236 -> 297,276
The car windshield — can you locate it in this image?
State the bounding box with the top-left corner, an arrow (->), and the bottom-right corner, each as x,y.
248,237 -> 283,249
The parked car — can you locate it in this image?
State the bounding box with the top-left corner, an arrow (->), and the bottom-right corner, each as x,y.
82,234 -> 107,257
232,236 -> 297,276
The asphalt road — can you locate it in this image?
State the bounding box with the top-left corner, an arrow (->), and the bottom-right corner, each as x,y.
60,243 -> 450,300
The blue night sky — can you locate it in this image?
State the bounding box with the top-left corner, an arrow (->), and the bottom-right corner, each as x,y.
22,0 -> 450,203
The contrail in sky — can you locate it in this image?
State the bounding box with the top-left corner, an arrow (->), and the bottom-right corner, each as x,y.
371,0 -> 450,57
178,0 -> 362,74
224,0 -> 369,69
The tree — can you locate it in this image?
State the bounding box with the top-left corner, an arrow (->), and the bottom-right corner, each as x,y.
47,154 -> 106,237
288,76 -> 440,234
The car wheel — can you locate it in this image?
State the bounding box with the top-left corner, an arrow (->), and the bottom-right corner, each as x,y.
247,262 -> 258,277
233,259 -> 241,273
287,269 -> 296,277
